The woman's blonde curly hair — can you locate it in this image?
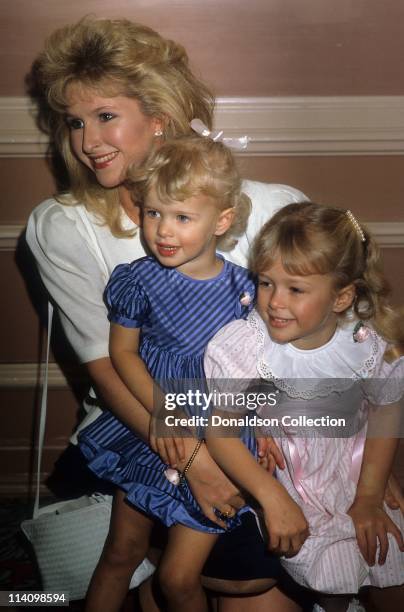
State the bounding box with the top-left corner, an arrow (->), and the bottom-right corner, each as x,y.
34,16 -> 214,236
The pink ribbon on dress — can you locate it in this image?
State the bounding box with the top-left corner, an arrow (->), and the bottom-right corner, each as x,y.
348,424 -> 367,485
285,435 -> 311,504
348,400 -> 368,485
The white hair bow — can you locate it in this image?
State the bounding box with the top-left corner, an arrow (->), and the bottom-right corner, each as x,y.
190,118 -> 249,150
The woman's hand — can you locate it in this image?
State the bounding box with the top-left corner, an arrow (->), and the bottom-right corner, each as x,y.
257,437 -> 285,473
185,441 -> 246,529
261,484 -> 309,557
348,495 -> 404,566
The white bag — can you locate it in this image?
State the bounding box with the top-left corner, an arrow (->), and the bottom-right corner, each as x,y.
21,494 -> 154,601
21,304 -> 155,600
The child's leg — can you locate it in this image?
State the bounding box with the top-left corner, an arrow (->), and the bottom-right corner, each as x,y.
157,524 -> 219,612
85,489 -> 154,612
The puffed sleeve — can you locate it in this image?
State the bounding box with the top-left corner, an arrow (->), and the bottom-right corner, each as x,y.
26,200 -> 115,363
204,318 -> 259,412
365,356 -> 404,406
105,263 -> 150,327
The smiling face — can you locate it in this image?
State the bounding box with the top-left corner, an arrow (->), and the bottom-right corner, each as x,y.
256,258 -> 355,350
65,84 -> 162,189
142,188 -> 233,279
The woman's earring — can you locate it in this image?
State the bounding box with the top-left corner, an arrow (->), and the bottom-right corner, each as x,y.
154,129 -> 163,137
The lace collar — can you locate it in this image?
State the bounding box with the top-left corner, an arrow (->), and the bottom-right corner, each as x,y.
247,309 -> 380,400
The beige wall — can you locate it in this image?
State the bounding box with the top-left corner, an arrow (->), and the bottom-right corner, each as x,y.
2,0 -> 404,96
1,1 -> 403,495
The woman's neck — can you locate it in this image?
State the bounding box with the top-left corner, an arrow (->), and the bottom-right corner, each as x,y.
119,185 -> 141,226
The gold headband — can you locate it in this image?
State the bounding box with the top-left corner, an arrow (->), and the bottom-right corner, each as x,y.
346,210 -> 366,242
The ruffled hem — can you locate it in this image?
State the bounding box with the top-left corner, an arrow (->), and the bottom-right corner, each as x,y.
282,527 -> 404,593
78,413 -> 252,533
275,439 -> 404,593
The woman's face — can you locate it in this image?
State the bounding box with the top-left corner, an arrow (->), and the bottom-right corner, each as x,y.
65,84 -> 163,189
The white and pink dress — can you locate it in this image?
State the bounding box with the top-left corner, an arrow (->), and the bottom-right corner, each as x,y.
204,309 -> 404,594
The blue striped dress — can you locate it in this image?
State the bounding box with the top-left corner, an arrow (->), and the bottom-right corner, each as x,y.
78,256 -> 256,533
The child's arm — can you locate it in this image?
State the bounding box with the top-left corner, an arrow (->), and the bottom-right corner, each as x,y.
109,322 -> 186,465
206,420 -> 309,556
109,323 -> 154,412
86,355 -> 154,443
348,400 -> 404,566
348,435 -> 404,566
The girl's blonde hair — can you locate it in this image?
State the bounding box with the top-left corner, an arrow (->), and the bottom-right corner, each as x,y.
34,16 -> 214,235
250,201 -> 404,357
128,135 -> 251,251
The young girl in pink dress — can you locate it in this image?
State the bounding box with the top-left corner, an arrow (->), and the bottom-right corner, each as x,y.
205,202 -> 404,611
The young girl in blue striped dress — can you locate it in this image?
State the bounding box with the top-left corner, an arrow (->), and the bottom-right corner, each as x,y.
78,134 -> 307,611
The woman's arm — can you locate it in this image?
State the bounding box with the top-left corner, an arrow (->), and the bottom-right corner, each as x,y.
26,202 -> 116,364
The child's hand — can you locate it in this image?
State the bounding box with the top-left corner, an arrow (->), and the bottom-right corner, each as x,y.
262,484 -> 309,557
149,414 -> 185,466
151,434 -> 186,467
257,437 -> 285,473
384,474 -> 404,513
348,496 -> 404,566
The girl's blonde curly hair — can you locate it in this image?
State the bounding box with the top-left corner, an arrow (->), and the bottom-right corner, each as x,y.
127,135 -> 251,251
250,201 -> 404,359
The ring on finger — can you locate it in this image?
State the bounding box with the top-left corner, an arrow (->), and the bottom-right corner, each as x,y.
214,507 -> 234,520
